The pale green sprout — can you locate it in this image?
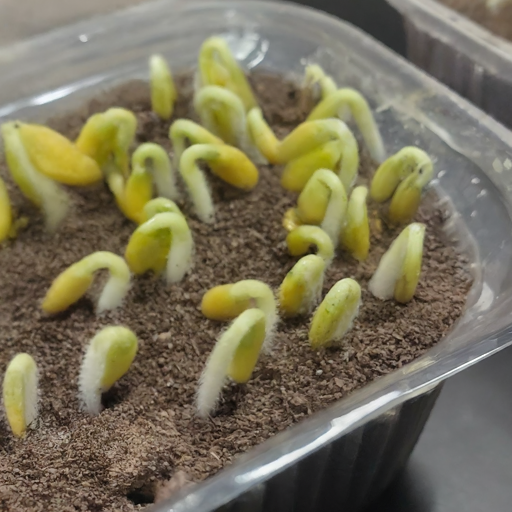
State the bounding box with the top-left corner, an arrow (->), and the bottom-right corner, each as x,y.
303,64 -> 338,101
125,212 -> 193,284
370,147 -> 433,224
149,54 -> 177,120
198,36 -> 258,112
3,353 -> 38,437
79,326 -> 138,415
369,222 -> 426,304
201,279 -> 278,351
42,251 -> 131,314
279,255 -> 326,317
247,109 -> 359,192
340,186 -> 370,261
307,88 -> 386,163
169,119 -> 224,169
194,85 -> 264,163
196,308 -> 266,417
284,169 -> 347,246
1,122 -> 69,232
142,197 -> 183,222
309,278 -> 361,349
76,107 -> 137,178
179,143 -> 258,223
286,225 -> 335,265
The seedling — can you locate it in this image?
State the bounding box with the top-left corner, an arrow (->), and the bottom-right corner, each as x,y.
201,279 -> 278,350
284,169 -> 347,245
369,222 -> 426,304
79,326 -> 138,415
247,110 -> 359,192
196,308 -> 266,417
1,122 -> 69,231
286,225 -> 335,265
307,88 -> 385,163
42,251 -> 131,314
142,197 -> 183,222
125,212 -> 193,284
150,54 -> 177,120
169,119 -> 224,169
198,36 -> 258,111
179,143 -> 259,223
76,107 -> 137,178
2,353 -> 38,437
309,278 -> 361,349
304,64 -> 338,100
340,186 -> 370,261
0,176 -> 12,243
6,122 -> 102,185
107,142 -> 177,224
370,147 -> 433,224
279,255 -> 326,317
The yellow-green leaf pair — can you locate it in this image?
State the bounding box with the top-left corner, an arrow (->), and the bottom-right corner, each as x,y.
248,111 -> 359,192
371,147 -> 433,224
1,121 -> 102,231
79,326 -> 138,415
150,54 -> 177,120
369,222 -> 426,304
107,142 -> 176,224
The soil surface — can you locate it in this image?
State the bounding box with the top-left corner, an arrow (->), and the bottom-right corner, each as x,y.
438,0 -> 512,41
0,73 -> 472,511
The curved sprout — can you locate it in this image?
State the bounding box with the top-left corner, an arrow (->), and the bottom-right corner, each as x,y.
79,326 -> 138,415
369,222 -> 426,304
107,143 -> 176,224
293,169 -> 347,245
198,36 -> 258,112
196,309 -> 266,417
303,64 -> 338,101
42,251 -> 131,314
201,279 -> 278,351
149,54 -> 177,120
14,122 -> 102,186
286,225 -> 335,265
1,122 -> 69,232
76,108 -> 137,178
279,255 -> 326,317
194,85 -> 265,163
125,212 -> 193,284
247,110 -> 359,192
169,119 -> 224,169
371,147 -> 433,224
2,353 -> 38,437
142,197 -> 183,222
309,278 -> 361,349
0,176 -> 13,243
340,186 -> 370,261
307,88 -> 385,163
179,143 -> 258,223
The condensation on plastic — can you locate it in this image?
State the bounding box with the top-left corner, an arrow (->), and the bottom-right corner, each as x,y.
2,1 -> 512,511
387,0 -> 512,128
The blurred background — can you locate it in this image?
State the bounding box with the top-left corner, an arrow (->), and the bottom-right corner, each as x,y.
1,1 -> 511,511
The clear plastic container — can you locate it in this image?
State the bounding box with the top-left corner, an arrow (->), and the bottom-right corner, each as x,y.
388,0 -> 512,128
2,1 -> 512,511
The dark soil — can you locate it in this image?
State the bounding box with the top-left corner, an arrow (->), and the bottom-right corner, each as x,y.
0,73 -> 472,511
438,0 -> 512,42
